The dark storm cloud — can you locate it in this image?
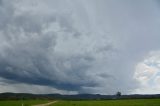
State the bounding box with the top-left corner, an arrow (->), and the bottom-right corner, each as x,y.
0,0 -> 160,94
0,0 -> 103,92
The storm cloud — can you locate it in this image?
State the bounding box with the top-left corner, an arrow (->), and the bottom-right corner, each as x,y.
0,0 -> 160,94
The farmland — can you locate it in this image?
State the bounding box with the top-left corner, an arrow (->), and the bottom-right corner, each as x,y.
52,99 -> 160,106
0,99 -> 160,106
0,100 -> 49,106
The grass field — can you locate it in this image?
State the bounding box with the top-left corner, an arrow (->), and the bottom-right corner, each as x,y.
0,99 -> 160,106
52,99 -> 160,106
0,100 -> 49,106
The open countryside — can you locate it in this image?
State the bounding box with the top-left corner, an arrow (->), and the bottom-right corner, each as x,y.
0,0 -> 160,106
52,99 -> 160,106
0,99 -> 160,106
0,93 -> 160,106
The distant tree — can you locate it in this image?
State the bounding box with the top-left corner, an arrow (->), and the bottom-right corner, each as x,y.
116,91 -> 121,97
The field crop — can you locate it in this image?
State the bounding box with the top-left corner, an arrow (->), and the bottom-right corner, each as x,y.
52,99 -> 160,106
0,100 -> 49,106
0,99 -> 160,106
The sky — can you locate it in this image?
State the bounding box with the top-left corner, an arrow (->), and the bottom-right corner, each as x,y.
0,0 -> 160,95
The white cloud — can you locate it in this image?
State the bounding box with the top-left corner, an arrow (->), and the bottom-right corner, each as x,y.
133,51 -> 160,94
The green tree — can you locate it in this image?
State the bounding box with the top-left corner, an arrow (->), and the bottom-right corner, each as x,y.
116,91 -> 121,97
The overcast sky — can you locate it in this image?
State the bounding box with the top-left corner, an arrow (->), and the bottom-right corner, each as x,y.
0,0 -> 160,94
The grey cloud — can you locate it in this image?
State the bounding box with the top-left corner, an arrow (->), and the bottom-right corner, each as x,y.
0,0 -> 160,94
0,0 -> 102,93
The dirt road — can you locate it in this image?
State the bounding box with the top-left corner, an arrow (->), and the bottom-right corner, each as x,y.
32,101 -> 57,106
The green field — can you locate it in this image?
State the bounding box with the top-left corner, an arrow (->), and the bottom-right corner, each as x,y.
0,99 -> 160,106
52,99 -> 160,106
0,100 -> 49,106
